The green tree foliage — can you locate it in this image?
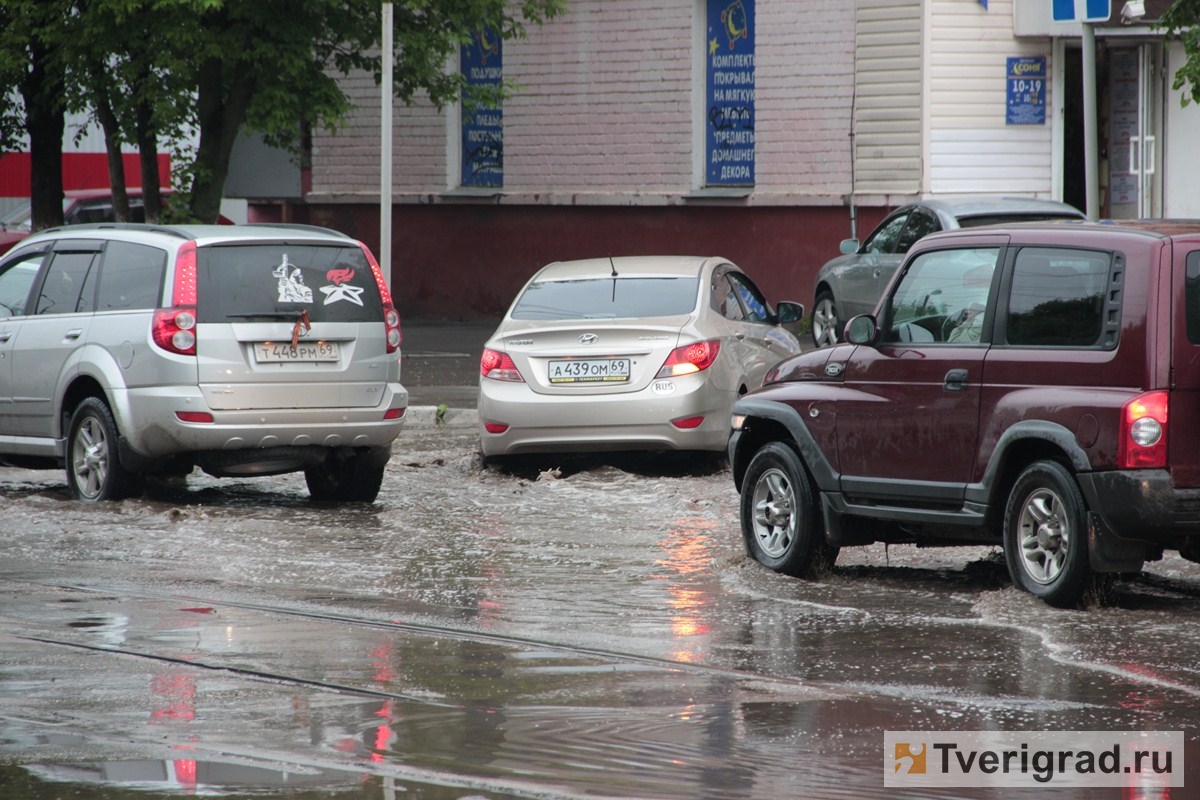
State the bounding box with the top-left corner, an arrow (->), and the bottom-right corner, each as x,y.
0,1 -> 73,228
1,0 -> 564,227
1161,0 -> 1200,104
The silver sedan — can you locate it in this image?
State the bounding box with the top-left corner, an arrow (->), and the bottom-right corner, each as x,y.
810,196 -> 1086,347
478,256 -> 804,458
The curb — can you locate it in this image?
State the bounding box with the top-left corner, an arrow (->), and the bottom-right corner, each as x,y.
404,405 -> 480,428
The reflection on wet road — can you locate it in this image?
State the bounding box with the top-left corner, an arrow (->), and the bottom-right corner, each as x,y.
1,427 -> 1199,799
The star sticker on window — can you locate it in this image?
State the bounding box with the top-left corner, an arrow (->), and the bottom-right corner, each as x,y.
320,283 -> 365,306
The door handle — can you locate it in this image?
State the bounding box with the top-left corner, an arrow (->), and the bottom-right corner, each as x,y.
735,332 -> 746,341
944,368 -> 970,392
0,331 -> 10,342
64,328 -> 84,340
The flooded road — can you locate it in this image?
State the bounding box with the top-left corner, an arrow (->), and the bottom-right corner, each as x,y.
2,425 -> 1199,799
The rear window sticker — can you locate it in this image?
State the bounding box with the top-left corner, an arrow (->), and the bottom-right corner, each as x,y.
320,266 -> 365,306
274,254 -> 313,303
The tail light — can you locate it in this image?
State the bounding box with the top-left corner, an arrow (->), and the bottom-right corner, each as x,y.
481,348 -> 524,382
656,340 -> 720,378
359,243 -> 402,354
152,241 -> 198,356
1119,390 -> 1168,468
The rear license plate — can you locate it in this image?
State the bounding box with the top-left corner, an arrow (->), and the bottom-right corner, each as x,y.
254,341 -> 340,363
548,358 -> 631,383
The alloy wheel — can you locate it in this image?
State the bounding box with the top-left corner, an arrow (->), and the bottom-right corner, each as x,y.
751,467 -> 796,558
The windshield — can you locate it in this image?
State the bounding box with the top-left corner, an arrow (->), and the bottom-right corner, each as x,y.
511,277 -> 700,320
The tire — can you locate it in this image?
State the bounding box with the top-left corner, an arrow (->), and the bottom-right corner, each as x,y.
740,442 -> 838,578
1002,460 -> 1105,608
811,290 -> 841,348
66,397 -> 144,502
305,450 -> 387,502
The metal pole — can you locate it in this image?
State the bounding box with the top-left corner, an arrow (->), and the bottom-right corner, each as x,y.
1082,22 -> 1100,220
380,3 -> 394,290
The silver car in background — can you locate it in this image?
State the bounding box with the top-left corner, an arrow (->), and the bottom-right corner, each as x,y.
0,223 -> 406,502
478,256 -> 804,458
810,196 -> 1085,347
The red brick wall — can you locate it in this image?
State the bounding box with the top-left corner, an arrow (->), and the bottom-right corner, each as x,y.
256,202 -> 889,321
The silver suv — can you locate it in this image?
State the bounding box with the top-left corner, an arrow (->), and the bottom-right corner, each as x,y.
0,223 -> 407,502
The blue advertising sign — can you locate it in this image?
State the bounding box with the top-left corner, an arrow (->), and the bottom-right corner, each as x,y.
706,0 -> 755,186
1006,56 -> 1046,125
461,29 -> 503,188
1052,0 -> 1111,22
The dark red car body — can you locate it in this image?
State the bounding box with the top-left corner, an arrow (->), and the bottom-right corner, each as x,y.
729,220 -> 1200,607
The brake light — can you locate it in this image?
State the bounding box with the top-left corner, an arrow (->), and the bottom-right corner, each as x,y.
359,242 -> 402,354
152,241 -> 198,356
1119,390 -> 1168,468
656,340 -> 720,378
171,241 -> 198,305
671,415 -> 705,429
481,348 -> 524,382
483,421 -> 510,434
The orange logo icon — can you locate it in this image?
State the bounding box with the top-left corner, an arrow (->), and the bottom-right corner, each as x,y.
895,742 -> 926,774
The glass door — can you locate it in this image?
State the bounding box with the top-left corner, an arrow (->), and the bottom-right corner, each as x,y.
1107,44 -> 1162,219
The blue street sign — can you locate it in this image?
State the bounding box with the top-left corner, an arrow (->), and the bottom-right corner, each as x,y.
1052,0 -> 1111,22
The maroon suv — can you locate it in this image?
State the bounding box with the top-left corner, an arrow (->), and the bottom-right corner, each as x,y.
729,220 -> 1200,608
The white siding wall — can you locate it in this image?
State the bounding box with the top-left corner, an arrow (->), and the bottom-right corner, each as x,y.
854,0 -> 923,195
1164,42 -> 1200,217
927,0 -> 1054,196
310,0 -> 856,205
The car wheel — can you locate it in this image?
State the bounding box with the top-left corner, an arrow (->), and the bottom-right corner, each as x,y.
811,290 -> 841,347
305,451 -> 386,502
1003,460 -> 1106,607
66,397 -> 144,502
740,442 -> 838,578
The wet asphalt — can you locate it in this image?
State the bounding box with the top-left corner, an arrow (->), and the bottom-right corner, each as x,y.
2,323 -> 1200,799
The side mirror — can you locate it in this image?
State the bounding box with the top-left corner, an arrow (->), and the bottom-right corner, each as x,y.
775,300 -> 805,324
845,314 -> 878,345
839,238 -> 860,255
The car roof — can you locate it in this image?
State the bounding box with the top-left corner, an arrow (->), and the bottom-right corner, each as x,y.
916,218 -> 1200,247
533,255 -> 721,281
64,187 -> 171,201
917,195 -> 1086,220
20,222 -> 355,248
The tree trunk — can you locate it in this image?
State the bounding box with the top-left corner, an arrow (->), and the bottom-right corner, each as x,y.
93,93 -> 130,221
189,57 -> 253,223
135,99 -> 163,223
22,39 -> 64,231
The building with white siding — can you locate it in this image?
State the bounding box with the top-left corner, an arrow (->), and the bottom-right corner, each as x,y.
239,0 -> 1199,320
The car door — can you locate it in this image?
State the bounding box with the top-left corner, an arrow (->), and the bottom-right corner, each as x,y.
9,240 -> 101,436
839,209 -> 911,319
723,269 -> 800,385
0,246 -> 49,435
834,237 -> 1006,504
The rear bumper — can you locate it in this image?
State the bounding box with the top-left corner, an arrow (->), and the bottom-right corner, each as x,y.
1077,468 -> 1200,549
115,383 -> 408,457
478,375 -> 731,456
